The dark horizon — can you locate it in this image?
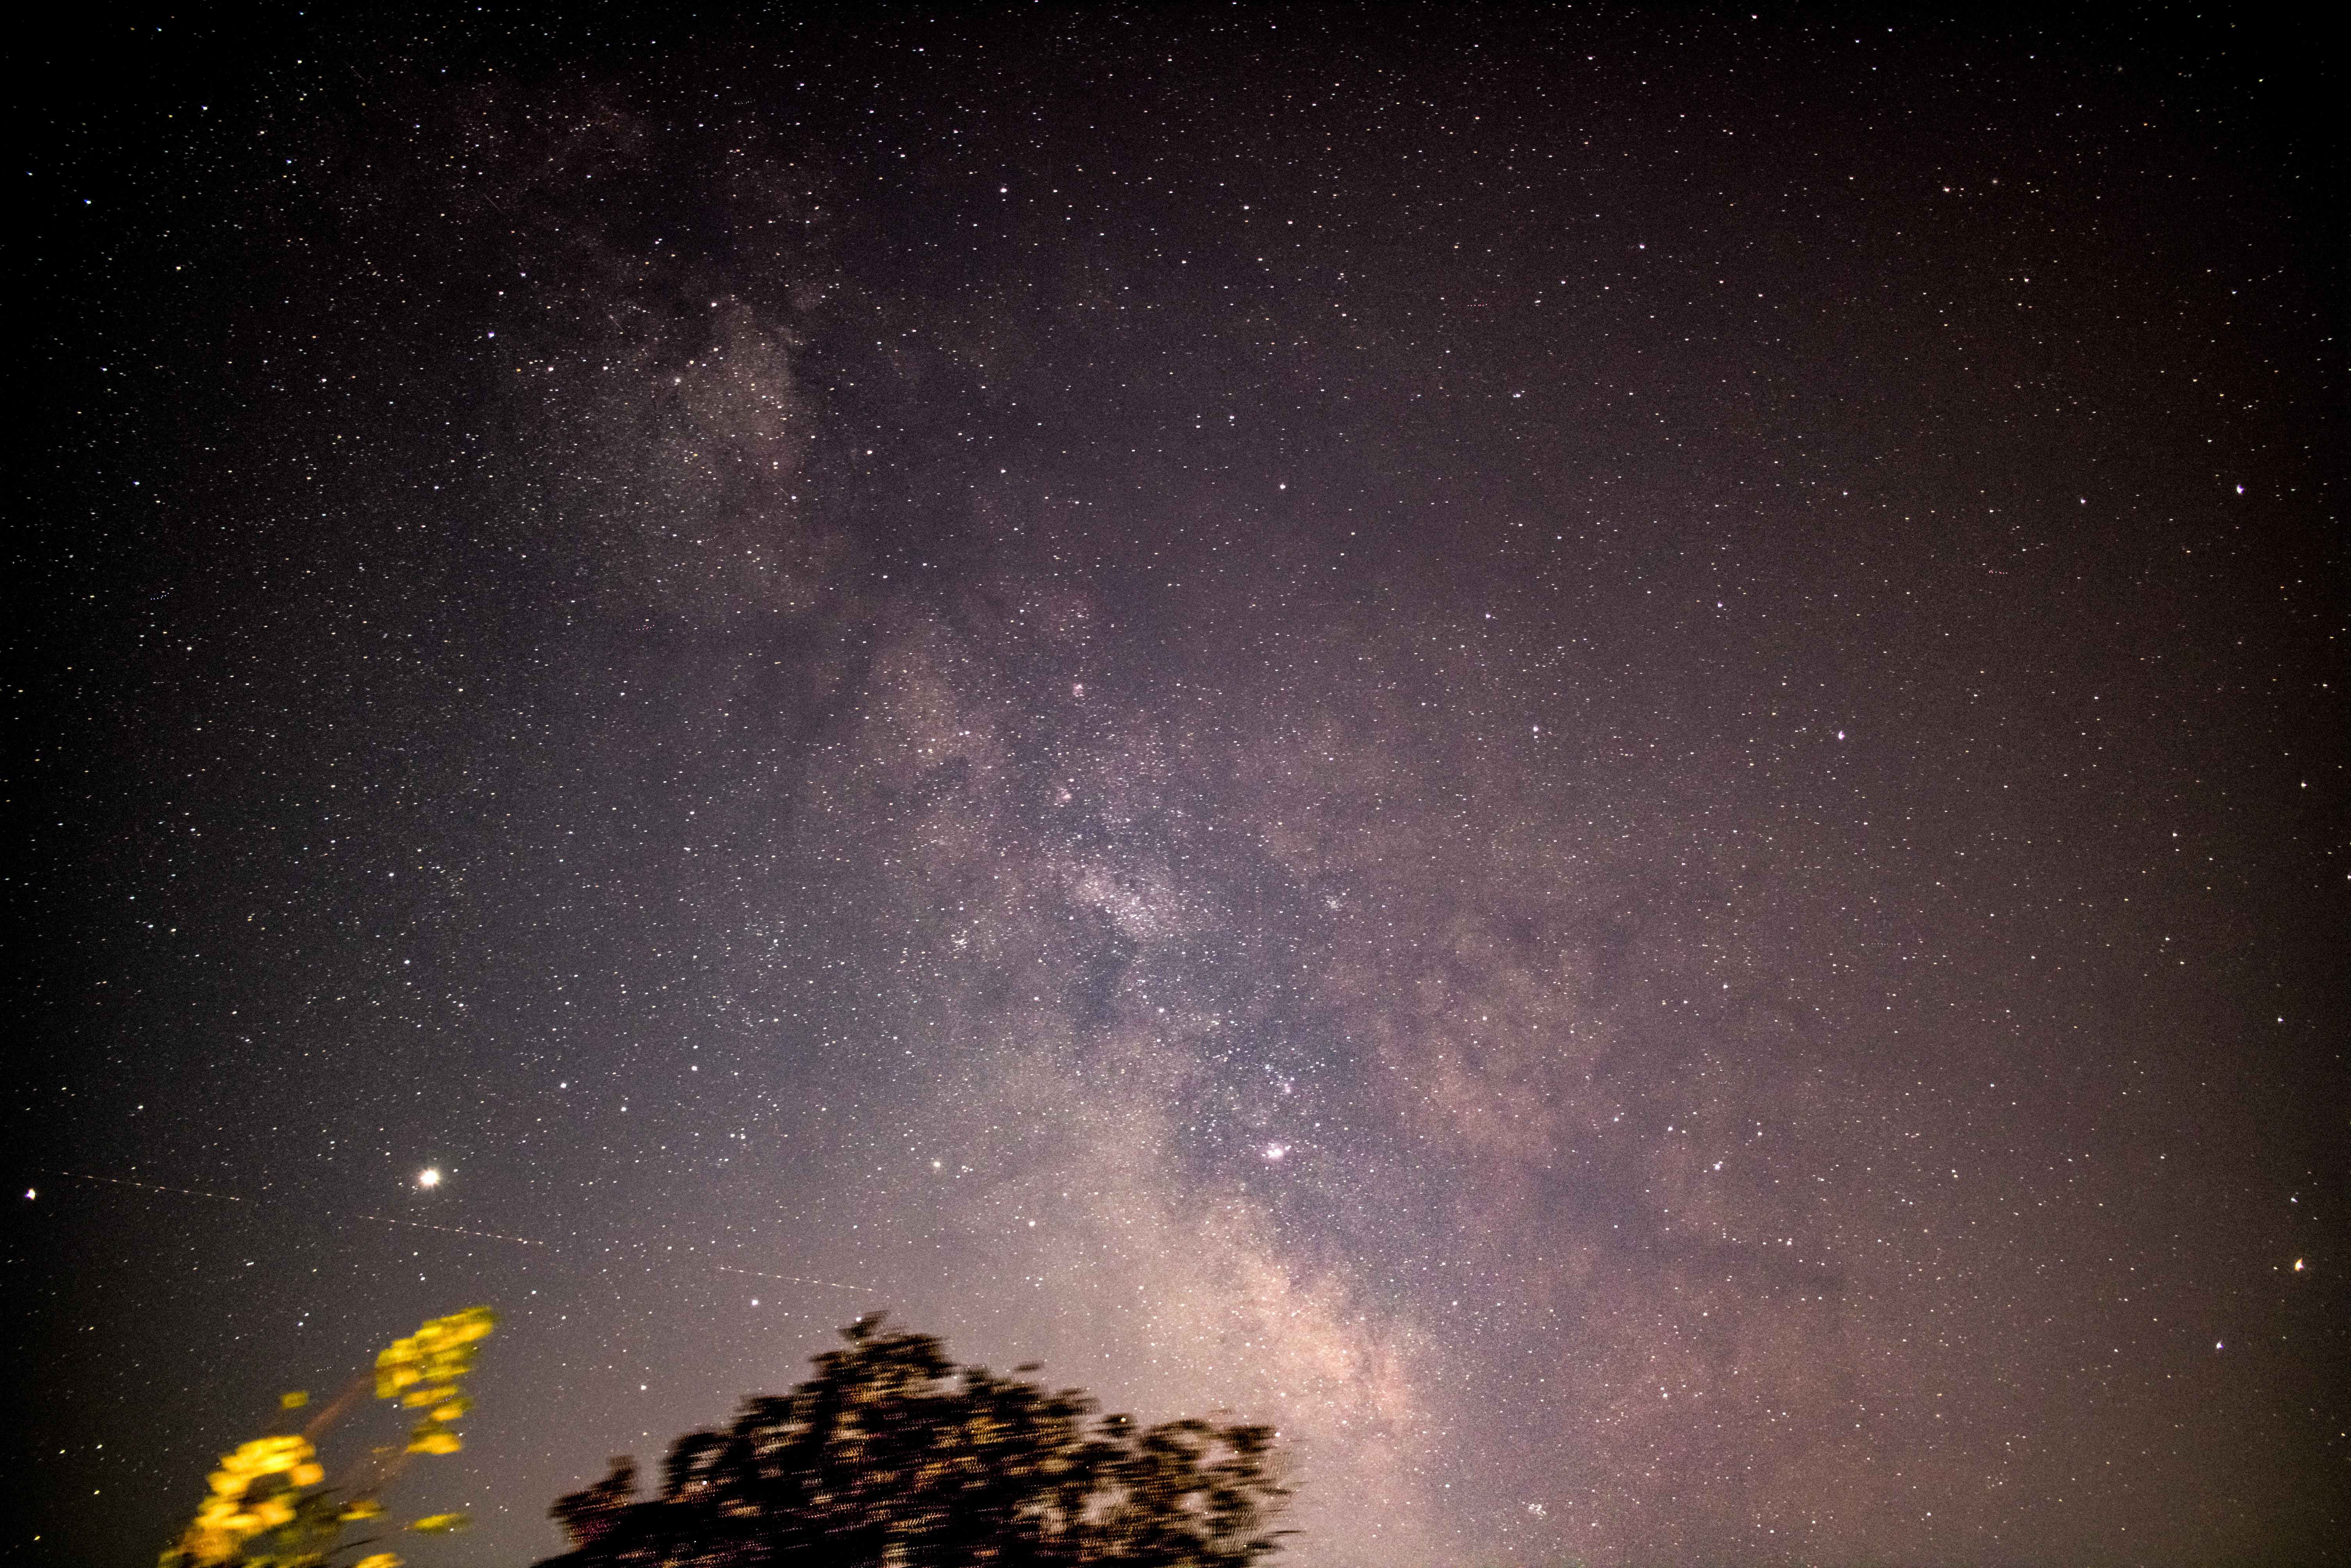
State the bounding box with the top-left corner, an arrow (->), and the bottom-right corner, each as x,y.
16,7 -> 2343,1565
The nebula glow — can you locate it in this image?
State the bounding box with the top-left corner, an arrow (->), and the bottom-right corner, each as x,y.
17,10 -> 2341,1568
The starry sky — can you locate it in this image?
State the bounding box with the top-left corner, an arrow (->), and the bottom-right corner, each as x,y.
15,7 -> 2345,1566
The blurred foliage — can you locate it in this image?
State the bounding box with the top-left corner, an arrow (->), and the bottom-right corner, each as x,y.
538,1315 -> 1289,1567
159,1306 -> 496,1568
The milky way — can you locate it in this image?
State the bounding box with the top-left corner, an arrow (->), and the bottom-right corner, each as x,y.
18,11 -> 2343,1566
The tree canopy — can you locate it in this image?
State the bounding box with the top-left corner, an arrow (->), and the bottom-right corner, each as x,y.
535,1316 -> 1289,1568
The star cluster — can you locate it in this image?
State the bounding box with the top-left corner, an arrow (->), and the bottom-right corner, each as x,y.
15,9 -> 2342,1567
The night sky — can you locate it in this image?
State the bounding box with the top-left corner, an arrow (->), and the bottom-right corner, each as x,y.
16,7 -> 2345,1566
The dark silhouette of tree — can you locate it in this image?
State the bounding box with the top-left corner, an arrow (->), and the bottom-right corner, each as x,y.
534,1316 -> 1289,1568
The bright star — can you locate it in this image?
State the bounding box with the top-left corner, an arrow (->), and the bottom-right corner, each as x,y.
418,1168 -> 442,1188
